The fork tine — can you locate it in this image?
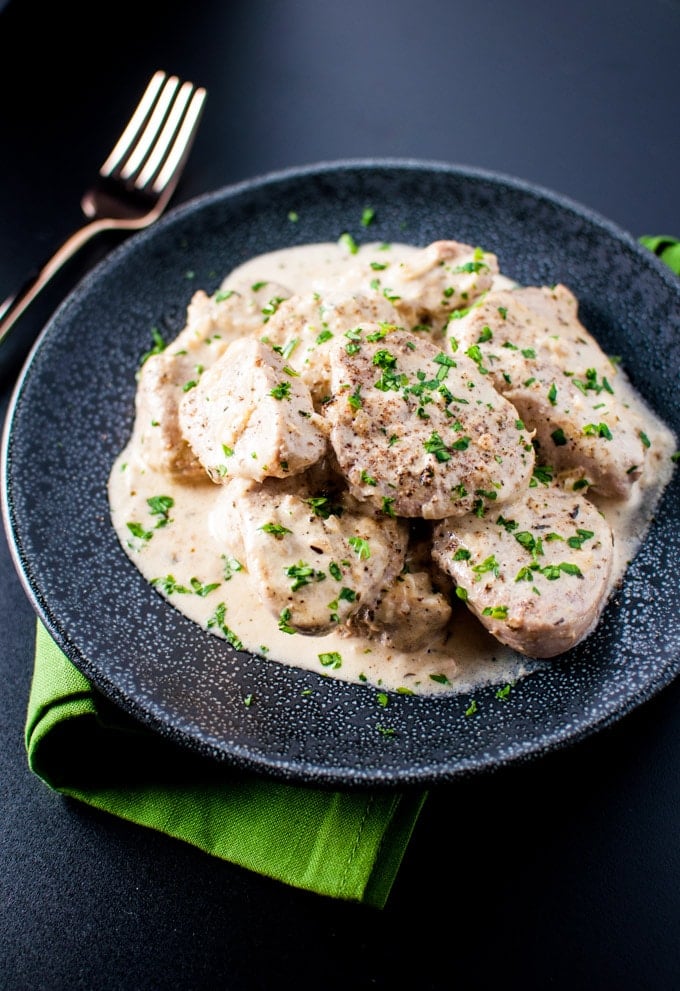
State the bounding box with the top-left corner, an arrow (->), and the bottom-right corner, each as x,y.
119,75 -> 180,180
134,80 -> 195,190
99,71 -> 167,178
149,86 -> 207,194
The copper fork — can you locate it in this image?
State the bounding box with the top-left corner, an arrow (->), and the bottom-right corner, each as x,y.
0,70 -> 207,354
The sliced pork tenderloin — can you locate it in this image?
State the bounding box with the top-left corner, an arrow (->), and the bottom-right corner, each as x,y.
178,336 -> 327,483
324,324 -> 535,519
450,284 -> 650,497
431,482 -> 614,657
214,476 -> 408,635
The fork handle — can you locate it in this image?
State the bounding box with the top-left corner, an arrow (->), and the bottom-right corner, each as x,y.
0,218 -> 114,354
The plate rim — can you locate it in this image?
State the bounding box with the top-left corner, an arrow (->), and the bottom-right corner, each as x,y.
2,156 -> 679,787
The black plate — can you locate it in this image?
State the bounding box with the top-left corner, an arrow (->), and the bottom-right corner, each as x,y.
3,159 -> 679,787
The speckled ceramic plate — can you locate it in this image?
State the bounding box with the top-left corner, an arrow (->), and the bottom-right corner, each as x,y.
3,159 -> 680,787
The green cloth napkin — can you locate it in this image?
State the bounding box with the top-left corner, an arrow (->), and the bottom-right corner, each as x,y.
639,234 -> 680,274
25,620 -> 427,908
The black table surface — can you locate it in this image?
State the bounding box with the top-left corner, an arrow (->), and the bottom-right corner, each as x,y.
2,1 -> 679,988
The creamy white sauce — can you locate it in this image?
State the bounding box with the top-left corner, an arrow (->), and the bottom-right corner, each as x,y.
108,242 -> 677,696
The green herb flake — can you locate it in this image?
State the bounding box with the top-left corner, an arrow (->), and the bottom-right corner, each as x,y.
567,528 -> 595,549
270,381 -> 292,400
206,602 -> 243,650
126,521 -> 153,544
348,536 -> 371,560
260,522 -> 292,539
318,651 -> 342,669
278,608 -> 296,634
582,422 -> 613,440
151,574 -> 189,595
339,232 -> 359,254
221,554 -> 243,580
382,497 -> 396,517
285,561 -> 326,592
139,327 -> 167,367
147,495 -> 174,524
376,724 -> 396,738
190,577 -> 220,597
482,605 -> 508,620
471,555 -> 500,579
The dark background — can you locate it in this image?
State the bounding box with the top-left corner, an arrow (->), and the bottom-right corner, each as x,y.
1,1 -> 679,988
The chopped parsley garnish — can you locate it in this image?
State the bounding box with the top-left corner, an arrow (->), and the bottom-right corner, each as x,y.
305,496 -> 343,519
532,465 -> 554,486
319,651 -> 342,669
261,296 -> 287,322
206,602 -> 243,650
278,608 -> 296,634
471,555 -> 500,579
260,522 -> 292,539
339,232 -> 359,254
147,495 -> 174,524
139,327 -> 167,367
270,381 -> 292,400
189,577 -> 220,597
151,574 -> 189,595
381,497 -> 396,517
567,528 -> 595,549
285,561 -> 326,592
583,422 -> 613,440
221,554 -> 243,580
348,536 -> 371,560
423,430 -> 452,462
348,384 -> 363,410
482,605 -> 508,620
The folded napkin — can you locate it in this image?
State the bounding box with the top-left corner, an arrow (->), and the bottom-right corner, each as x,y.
639,234 -> 680,274
26,621 -> 427,908
23,235 -> 678,909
